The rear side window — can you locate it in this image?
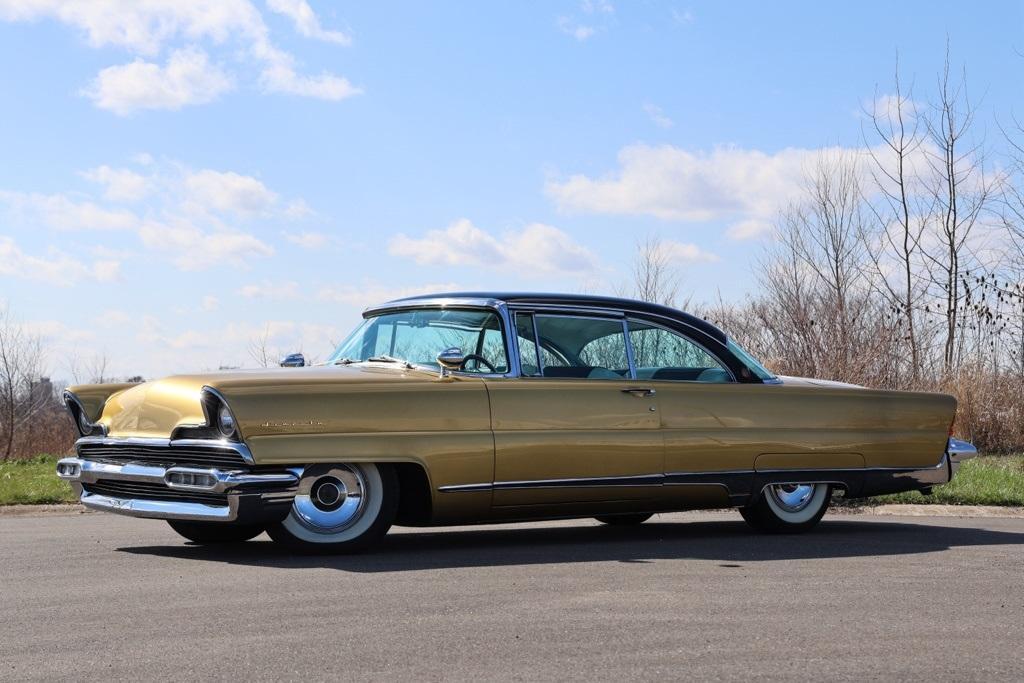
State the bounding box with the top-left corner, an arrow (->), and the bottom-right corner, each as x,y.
627,318 -> 732,383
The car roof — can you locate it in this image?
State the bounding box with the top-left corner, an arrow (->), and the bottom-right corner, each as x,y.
377,291 -> 728,344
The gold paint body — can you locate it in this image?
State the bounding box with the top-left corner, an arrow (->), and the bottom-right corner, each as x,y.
68,366 -> 956,523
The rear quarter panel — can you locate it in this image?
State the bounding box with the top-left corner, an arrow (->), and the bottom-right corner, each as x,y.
658,382 -> 956,474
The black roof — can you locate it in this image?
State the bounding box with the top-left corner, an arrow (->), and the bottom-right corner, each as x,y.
388,291 -> 727,344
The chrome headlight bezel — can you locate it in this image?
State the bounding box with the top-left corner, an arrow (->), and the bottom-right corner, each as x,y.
63,390 -> 107,438
197,386 -> 241,442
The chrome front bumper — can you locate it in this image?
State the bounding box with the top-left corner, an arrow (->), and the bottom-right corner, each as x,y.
57,457 -> 299,523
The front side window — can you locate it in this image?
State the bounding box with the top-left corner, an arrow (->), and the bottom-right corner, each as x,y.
628,318 -> 732,383
519,314 -> 630,379
330,308 -> 509,373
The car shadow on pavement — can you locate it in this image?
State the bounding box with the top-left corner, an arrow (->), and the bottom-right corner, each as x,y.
118,516 -> 1024,572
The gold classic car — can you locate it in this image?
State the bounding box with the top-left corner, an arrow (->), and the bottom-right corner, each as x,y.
56,293 -> 977,552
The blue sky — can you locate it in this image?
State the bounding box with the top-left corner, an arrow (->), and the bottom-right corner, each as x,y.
0,1 -> 1022,378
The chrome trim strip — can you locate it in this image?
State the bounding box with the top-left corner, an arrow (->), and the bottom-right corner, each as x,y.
438,453 -> 958,494
57,457 -> 297,494
80,491 -> 239,522
363,297 -> 504,316
438,474 -> 662,492
622,317 -> 638,380
74,435 -> 256,466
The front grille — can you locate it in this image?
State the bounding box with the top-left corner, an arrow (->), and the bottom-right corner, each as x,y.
78,442 -> 249,469
83,480 -> 229,506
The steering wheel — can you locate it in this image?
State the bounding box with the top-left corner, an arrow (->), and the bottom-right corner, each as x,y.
459,354 -> 497,373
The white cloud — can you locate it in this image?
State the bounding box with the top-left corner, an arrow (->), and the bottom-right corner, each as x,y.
582,0 -> 615,13
259,63 -> 361,100
0,0 -> 358,110
389,219 -> 599,274
546,143 -> 857,240
0,237 -> 121,286
137,218 -> 274,270
2,158 -> 311,271
184,169 -> 277,216
318,282 -> 462,309
82,165 -> 150,201
84,48 -> 233,115
0,191 -> 137,231
0,1 -> 265,55
661,240 -> 719,263
283,230 -> 329,248
201,295 -> 219,312
238,280 -> 299,300
266,0 -> 351,45
558,1 -> 614,41
557,17 -> 596,41
643,102 -> 673,129
671,8 -> 695,25
861,93 -> 921,123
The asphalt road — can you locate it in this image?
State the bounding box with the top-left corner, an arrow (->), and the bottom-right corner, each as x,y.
2,511 -> 1023,682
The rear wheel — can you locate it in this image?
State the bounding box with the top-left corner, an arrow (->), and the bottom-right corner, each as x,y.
266,463 -> 398,554
594,513 -> 653,526
740,483 -> 831,533
167,520 -> 265,544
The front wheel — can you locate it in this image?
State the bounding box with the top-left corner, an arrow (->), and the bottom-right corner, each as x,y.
167,520 -> 265,544
266,462 -> 398,554
740,483 -> 831,534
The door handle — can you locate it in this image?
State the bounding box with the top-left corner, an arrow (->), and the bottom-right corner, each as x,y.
622,388 -> 656,398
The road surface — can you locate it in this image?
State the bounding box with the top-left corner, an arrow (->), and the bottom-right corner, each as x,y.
2,510 -> 1023,681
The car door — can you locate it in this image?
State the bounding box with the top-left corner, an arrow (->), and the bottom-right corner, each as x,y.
625,317 -> 749,507
485,311 -> 663,507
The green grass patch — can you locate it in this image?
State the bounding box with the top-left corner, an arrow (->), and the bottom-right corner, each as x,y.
0,455 -> 77,505
846,455 -> 1024,507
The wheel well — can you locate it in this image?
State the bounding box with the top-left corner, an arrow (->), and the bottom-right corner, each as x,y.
392,462 -> 433,526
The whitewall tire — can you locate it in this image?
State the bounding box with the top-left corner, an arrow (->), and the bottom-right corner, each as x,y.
267,462 -> 398,553
740,483 -> 831,533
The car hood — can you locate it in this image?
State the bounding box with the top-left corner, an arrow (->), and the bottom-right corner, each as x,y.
92,364 -> 445,439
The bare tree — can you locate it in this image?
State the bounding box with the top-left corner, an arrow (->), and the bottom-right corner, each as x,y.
772,152 -> 873,380
0,308 -> 47,461
863,61 -> 929,382
922,47 -> 994,372
619,236 -> 681,308
68,351 -> 111,384
247,324 -> 275,368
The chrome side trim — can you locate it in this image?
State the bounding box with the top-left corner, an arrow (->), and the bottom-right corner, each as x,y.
74,435 -> 256,466
438,453 -> 957,495
57,457 -> 297,494
438,473 -> 663,492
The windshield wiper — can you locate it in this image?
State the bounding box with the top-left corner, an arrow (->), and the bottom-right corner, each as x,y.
332,357 -> 355,365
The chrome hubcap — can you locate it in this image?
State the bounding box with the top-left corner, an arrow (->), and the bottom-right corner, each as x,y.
768,484 -> 816,513
292,464 -> 367,534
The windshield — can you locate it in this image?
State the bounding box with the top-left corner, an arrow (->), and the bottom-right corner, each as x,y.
329,308 -> 509,373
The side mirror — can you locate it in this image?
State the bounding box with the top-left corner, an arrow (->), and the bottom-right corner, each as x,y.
436,347 -> 465,377
279,352 -> 306,368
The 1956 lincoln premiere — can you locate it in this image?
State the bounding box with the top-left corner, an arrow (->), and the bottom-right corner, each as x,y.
56,293 -> 977,552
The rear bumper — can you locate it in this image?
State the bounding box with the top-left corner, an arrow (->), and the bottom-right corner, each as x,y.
57,457 -> 298,523
947,437 -> 978,476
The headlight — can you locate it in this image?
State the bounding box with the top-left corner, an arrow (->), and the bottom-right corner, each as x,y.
216,403 -> 236,438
